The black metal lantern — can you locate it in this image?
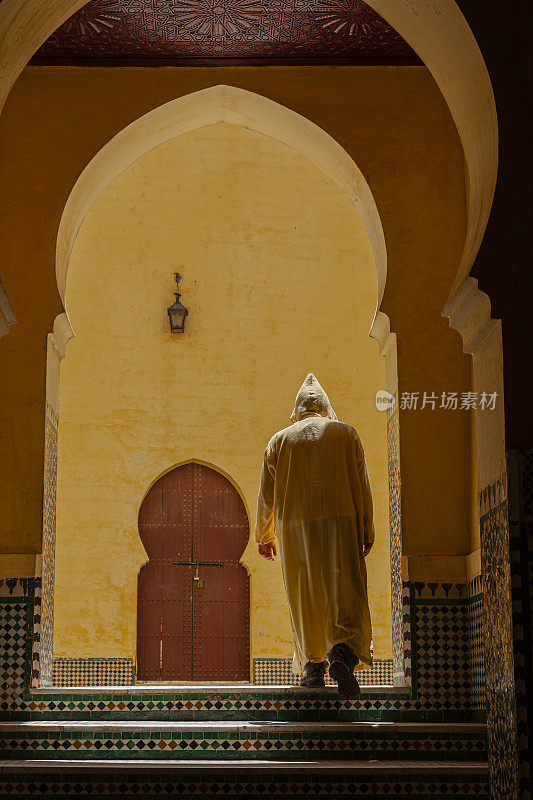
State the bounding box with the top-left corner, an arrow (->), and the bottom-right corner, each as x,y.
167,272 -> 188,333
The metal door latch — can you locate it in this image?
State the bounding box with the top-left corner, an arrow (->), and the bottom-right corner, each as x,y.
193,564 -> 204,589
173,559 -> 223,589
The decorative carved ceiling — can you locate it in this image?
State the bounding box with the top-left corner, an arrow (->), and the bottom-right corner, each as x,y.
33,0 -> 416,61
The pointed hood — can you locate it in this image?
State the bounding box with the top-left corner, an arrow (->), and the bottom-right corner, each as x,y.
290,373 -> 338,422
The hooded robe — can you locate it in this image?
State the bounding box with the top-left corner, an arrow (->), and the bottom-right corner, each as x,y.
255,374 -> 374,672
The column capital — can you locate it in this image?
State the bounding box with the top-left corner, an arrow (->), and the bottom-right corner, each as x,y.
442,276 -> 499,355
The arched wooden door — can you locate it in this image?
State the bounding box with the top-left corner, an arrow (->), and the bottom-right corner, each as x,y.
137,463 -> 250,681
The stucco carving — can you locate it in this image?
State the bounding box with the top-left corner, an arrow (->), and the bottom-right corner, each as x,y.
35,0 -> 416,60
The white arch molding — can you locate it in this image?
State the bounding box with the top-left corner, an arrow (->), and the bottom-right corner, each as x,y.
37,86 -> 406,686
0,0 -> 497,304
56,85 -> 387,314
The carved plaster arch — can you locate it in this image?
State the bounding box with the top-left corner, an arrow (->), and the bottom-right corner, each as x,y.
0,0 -> 497,306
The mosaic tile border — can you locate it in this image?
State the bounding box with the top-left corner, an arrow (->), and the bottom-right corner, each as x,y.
480,472 -> 519,800
52,658 -> 135,687
0,578 -> 488,722
507,449 -> 532,800
0,579 -> 36,711
467,575 -> 485,709
401,582 -> 412,684
0,579 -> 33,599
49,657 -> 392,688
252,658 -> 393,686
0,772 -> 490,799
39,404 -> 58,686
409,582 -> 472,709
387,403 -> 405,684
30,579 -> 42,688
11,694 -> 482,722
0,726 -> 487,761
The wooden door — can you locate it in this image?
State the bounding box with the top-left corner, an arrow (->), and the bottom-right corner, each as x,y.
137,463 -> 250,682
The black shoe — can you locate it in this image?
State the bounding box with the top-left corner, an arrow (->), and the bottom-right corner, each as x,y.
300,660 -> 327,688
328,643 -> 360,699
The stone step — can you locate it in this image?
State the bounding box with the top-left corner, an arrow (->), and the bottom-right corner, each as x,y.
0,720 -> 487,761
0,758 -> 491,799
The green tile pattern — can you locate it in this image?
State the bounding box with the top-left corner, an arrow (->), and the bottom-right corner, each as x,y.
0,726 -> 487,761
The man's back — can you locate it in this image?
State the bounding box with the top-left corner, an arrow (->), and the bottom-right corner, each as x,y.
267,414 -> 368,534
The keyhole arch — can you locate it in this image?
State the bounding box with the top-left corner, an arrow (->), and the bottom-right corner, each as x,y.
136,460 -> 251,682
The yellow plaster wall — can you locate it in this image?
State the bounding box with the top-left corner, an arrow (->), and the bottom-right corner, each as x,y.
0,66 -> 471,564
53,124 -> 392,664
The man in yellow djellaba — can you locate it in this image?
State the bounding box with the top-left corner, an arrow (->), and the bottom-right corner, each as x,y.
255,373 -> 374,698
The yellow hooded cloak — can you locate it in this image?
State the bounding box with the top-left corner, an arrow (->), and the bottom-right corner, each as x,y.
255,373 -> 374,672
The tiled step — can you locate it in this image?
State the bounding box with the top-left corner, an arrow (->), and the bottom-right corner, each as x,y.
39,684 -> 402,692
22,684 -> 482,722
0,758 -> 490,799
0,720 -> 486,761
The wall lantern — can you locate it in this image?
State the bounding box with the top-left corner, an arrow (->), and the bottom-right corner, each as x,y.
167,272 -> 188,333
